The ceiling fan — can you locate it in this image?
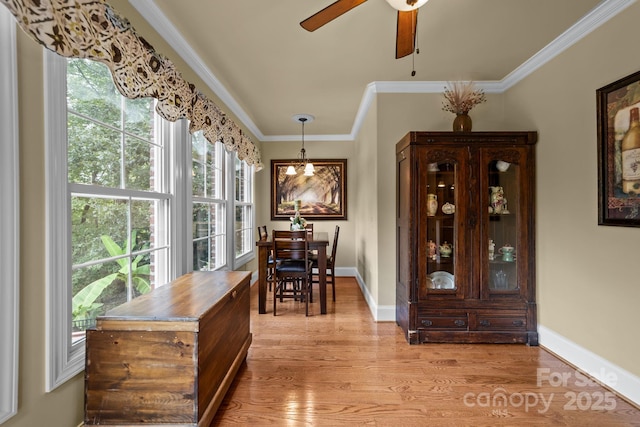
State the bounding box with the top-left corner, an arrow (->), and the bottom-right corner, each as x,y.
300,0 -> 429,59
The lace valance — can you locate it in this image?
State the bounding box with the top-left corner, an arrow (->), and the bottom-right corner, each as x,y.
1,0 -> 263,170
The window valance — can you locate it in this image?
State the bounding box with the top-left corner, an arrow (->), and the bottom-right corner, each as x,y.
0,0 -> 263,171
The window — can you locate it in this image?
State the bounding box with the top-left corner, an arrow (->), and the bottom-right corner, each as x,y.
45,52 -> 255,390
190,132 -> 255,271
67,58 -> 172,339
0,7 -> 19,423
192,131 -> 226,271
234,155 -> 254,266
45,54 -> 173,390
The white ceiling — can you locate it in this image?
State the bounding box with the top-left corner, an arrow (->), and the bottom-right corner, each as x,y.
128,0 -> 623,140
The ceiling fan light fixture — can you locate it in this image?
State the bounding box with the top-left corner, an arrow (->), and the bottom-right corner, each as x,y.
385,0 -> 428,11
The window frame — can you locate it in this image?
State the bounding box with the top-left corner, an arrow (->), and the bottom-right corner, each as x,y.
45,52 -> 255,390
45,52 -> 176,390
190,133 -> 228,271
232,154 -> 255,268
188,131 -> 256,272
0,7 -> 19,423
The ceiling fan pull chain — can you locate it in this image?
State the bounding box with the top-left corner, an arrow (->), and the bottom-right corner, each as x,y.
415,11 -> 420,54
411,52 -> 416,77
411,13 -> 419,76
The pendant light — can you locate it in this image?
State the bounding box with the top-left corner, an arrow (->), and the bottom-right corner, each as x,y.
287,114 -> 315,176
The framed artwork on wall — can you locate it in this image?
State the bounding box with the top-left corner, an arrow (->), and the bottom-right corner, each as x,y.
271,159 -> 347,220
597,70 -> 640,227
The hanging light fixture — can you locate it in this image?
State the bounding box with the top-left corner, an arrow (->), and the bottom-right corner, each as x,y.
385,0 -> 429,11
287,114 -> 315,176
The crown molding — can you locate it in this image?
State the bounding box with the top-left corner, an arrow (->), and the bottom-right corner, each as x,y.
131,0 -> 634,142
128,0 -> 266,141
500,0 -> 636,90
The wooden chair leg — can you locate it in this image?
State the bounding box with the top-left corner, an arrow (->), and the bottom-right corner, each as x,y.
330,268 -> 336,302
273,280 -> 278,316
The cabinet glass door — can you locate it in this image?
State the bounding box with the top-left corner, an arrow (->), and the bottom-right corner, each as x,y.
485,157 -> 519,292
420,159 -> 460,297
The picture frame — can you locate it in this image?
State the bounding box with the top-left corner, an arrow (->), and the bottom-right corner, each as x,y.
597,70 -> 640,227
271,159 -> 347,220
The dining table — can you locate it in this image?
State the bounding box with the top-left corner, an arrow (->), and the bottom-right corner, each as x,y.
256,231 -> 329,314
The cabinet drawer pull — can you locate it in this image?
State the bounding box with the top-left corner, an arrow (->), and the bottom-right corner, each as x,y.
421,319 -> 433,326
454,320 -> 465,327
512,320 -> 524,327
231,290 -> 238,299
480,320 -> 490,327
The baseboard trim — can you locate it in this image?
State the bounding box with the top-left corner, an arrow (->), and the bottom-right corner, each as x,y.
538,325 -> 640,408
352,269 -> 395,322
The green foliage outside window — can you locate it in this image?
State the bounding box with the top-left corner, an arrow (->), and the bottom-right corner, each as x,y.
67,58 -> 157,331
72,232 -> 151,329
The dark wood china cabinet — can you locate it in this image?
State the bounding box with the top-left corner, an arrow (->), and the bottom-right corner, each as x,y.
396,131 -> 538,345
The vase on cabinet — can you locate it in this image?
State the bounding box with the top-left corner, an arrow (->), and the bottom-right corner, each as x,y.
452,113 -> 472,132
427,194 -> 438,216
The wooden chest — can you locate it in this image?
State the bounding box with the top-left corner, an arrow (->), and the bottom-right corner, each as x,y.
84,271 -> 252,426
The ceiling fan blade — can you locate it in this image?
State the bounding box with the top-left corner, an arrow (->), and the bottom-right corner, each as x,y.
300,0 -> 368,32
396,9 -> 418,59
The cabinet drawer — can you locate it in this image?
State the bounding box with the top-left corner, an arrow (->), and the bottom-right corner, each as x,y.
476,315 -> 526,331
418,315 -> 468,330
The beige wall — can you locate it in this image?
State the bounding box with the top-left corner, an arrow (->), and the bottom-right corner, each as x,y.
502,3 -> 640,376
354,97 -> 379,303
6,2 -> 640,427
375,92 -> 507,306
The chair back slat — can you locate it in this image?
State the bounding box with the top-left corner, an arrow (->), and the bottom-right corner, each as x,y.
274,239 -> 308,261
273,229 -> 307,240
257,225 -> 268,240
331,225 -> 340,261
273,230 -> 309,261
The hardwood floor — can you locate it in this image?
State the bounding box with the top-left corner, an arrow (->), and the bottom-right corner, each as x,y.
212,277 -> 640,426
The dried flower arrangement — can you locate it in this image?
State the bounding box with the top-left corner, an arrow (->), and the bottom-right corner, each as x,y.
442,81 -> 487,115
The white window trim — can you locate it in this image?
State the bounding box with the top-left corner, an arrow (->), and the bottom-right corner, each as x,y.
44,49 -> 83,391
171,119 -> 191,276
232,156 -> 255,268
223,150 -> 235,269
44,52 -> 182,390
0,7 -> 20,423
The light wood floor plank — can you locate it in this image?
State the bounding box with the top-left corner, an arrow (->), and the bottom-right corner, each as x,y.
211,277 -> 640,426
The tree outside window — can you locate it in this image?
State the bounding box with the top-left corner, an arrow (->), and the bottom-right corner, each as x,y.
66,58 -> 169,340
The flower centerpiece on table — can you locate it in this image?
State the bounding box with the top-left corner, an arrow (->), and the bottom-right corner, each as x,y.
442,81 -> 487,132
290,211 -> 307,231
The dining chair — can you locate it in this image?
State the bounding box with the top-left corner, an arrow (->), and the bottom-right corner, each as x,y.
272,230 -> 313,316
258,225 -> 274,290
257,225 -> 268,240
304,223 -> 314,238
311,225 -> 339,302
304,223 -> 316,265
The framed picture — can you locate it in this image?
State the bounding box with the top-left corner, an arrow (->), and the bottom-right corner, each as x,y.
271,159 -> 347,220
597,70 -> 640,227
